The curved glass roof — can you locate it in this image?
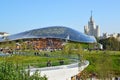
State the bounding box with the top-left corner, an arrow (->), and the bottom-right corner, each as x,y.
0,26 -> 96,43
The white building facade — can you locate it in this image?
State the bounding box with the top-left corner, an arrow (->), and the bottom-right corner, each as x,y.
101,33 -> 120,41
84,14 -> 100,38
0,32 -> 9,37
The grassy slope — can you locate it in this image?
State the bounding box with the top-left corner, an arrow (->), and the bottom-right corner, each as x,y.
0,51 -> 74,68
82,51 -> 120,78
0,44 -> 119,77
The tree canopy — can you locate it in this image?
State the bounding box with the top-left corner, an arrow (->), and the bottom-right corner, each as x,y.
99,37 -> 120,51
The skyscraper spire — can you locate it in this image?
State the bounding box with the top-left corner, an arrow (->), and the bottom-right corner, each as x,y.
90,10 -> 93,22
91,10 -> 93,17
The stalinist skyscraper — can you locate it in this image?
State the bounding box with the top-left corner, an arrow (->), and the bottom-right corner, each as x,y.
84,11 -> 100,38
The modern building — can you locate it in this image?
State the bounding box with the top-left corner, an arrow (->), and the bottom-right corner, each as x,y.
0,32 -> 10,37
84,12 -> 100,38
0,26 -> 96,50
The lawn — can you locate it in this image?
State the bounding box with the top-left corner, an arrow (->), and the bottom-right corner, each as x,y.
0,51 -> 76,68
0,50 -> 119,79
80,50 -> 120,79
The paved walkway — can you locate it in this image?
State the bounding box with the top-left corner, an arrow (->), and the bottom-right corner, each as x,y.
29,60 -> 89,80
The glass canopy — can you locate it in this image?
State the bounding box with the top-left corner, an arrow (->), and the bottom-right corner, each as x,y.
0,26 -> 96,43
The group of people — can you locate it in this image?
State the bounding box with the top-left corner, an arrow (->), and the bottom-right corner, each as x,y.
27,38 -> 63,51
0,48 -> 13,54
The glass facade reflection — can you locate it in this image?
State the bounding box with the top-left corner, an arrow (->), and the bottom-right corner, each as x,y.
0,26 -> 96,43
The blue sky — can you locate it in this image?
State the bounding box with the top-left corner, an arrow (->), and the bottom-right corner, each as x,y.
0,0 -> 120,35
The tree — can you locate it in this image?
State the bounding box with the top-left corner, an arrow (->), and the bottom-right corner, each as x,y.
62,43 -> 73,54
99,37 -> 120,51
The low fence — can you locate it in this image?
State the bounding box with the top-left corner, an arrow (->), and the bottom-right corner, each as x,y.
29,60 -> 89,80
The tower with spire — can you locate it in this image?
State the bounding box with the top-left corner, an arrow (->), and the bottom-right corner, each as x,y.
84,11 -> 100,37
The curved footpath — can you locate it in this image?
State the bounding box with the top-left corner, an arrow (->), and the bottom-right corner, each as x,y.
29,60 -> 89,80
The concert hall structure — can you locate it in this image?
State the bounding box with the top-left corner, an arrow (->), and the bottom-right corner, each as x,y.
0,26 -> 96,50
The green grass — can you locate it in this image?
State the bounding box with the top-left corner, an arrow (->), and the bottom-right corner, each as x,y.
0,49 -> 120,79
0,51 -> 75,68
82,51 -> 120,78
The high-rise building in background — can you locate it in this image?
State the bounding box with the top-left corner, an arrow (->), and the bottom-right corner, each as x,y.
84,12 -> 100,38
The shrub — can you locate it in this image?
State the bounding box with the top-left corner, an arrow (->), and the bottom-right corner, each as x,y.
0,61 -> 47,80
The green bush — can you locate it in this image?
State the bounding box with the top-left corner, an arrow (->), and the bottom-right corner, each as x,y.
0,62 -> 47,80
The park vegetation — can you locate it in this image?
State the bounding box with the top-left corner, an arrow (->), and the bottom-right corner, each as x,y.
0,40 -> 120,79
99,37 -> 120,51
0,61 -> 47,80
79,51 -> 120,79
62,42 -> 120,79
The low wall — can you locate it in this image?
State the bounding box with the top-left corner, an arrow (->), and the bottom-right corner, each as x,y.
30,60 -> 89,80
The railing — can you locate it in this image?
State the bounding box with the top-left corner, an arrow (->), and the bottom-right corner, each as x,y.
29,60 -> 89,73
29,60 -> 89,80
